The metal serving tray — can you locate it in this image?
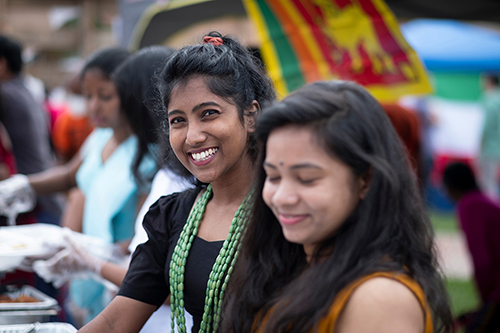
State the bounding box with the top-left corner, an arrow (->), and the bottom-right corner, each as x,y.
0,322 -> 77,333
0,310 -> 58,325
0,286 -> 58,311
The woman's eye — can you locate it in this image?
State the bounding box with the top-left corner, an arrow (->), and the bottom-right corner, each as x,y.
169,117 -> 185,125
202,109 -> 219,118
298,178 -> 317,185
100,95 -> 113,101
266,175 -> 281,183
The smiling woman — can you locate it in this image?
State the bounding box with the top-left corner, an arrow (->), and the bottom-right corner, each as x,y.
262,125 -> 368,259
222,81 -> 454,333
167,76 -> 258,186
78,32 -> 276,333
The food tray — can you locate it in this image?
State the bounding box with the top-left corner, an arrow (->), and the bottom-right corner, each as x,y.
0,286 -> 58,311
0,310 -> 58,325
0,224 -> 121,273
0,322 -> 77,333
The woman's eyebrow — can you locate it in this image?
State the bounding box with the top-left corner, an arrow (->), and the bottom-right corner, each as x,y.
192,101 -> 220,113
167,110 -> 184,118
289,163 -> 322,170
263,161 -> 276,169
263,162 -> 322,170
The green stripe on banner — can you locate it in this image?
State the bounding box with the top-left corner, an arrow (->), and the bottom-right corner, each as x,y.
256,0 -> 304,92
431,72 -> 482,101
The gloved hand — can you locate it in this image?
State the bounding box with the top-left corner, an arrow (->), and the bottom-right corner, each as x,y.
0,174 -> 36,225
33,229 -> 106,288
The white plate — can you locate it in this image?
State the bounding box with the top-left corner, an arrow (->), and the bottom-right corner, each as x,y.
0,229 -> 47,272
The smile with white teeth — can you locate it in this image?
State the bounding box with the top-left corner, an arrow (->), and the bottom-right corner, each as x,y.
190,148 -> 218,162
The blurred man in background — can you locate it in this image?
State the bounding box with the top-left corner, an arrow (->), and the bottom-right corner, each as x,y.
0,34 -> 62,225
478,73 -> 500,200
443,162 -> 500,332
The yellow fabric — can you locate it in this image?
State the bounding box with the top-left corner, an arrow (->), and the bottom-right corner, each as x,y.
256,271 -> 433,333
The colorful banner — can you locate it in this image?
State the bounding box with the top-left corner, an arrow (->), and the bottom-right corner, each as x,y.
243,0 -> 433,101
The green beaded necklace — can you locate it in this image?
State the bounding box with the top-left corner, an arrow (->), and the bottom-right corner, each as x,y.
169,184 -> 253,333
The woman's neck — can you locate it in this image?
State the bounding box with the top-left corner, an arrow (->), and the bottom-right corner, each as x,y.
209,160 -> 254,207
304,245 -> 333,264
112,122 -> 133,144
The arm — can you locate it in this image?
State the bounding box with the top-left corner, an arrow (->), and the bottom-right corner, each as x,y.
335,277 -> 425,333
28,152 -> 82,194
61,187 -> 85,232
100,261 -> 128,287
86,193 -> 148,286
79,295 -> 156,333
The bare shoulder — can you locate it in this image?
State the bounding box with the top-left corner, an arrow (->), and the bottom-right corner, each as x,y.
335,277 -> 425,333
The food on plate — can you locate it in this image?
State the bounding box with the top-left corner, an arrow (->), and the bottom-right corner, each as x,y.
0,293 -> 40,303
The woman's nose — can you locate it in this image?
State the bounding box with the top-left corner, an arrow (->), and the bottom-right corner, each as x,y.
87,97 -> 98,114
185,122 -> 206,146
272,181 -> 299,207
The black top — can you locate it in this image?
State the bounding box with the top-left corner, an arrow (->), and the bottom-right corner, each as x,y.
118,187 -> 224,332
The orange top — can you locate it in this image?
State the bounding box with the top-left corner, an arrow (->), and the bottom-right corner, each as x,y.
256,271 -> 433,333
52,111 -> 93,162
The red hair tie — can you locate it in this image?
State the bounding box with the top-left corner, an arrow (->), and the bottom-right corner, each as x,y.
202,36 -> 223,47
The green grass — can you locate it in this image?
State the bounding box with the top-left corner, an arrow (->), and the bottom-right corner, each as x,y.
445,278 -> 480,317
428,210 -> 460,233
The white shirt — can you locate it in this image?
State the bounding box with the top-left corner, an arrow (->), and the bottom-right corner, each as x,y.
129,168 -> 194,333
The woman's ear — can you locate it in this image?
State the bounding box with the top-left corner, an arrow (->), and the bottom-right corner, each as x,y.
358,167 -> 373,200
245,100 -> 260,133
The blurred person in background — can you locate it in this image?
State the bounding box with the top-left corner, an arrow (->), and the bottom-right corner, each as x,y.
0,35 -> 64,317
0,59 -> 40,312
31,46 -> 195,332
0,46 -> 160,325
443,162 -> 500,332
0,85 -> 16,181
0,34 -> 63,226
381,103 -> 423,190
51,71 -> 94,233
51,70 -> 94,233
478,73 -> 500,200
52,71 -> 93,165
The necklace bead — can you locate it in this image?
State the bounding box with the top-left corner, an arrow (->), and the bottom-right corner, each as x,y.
169,184 -> 253,333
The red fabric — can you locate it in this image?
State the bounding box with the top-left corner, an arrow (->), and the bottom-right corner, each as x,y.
0,127 -> 16,176
45,100 -> 65,133
458,190 -> 500,302
381,103 -> 421,176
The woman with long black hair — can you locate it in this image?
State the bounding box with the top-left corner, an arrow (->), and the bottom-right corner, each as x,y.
222,80 -> 453,333
78,32 -> 276,333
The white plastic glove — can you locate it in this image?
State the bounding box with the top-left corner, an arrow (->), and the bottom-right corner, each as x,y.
0,174 -> 36,225
33,229 -> 105,288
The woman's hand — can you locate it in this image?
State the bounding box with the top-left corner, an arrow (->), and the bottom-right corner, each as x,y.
0,174 -> 36,225
32,229 -> 105,288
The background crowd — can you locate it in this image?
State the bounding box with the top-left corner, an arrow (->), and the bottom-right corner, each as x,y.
0,4 -> 499,333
